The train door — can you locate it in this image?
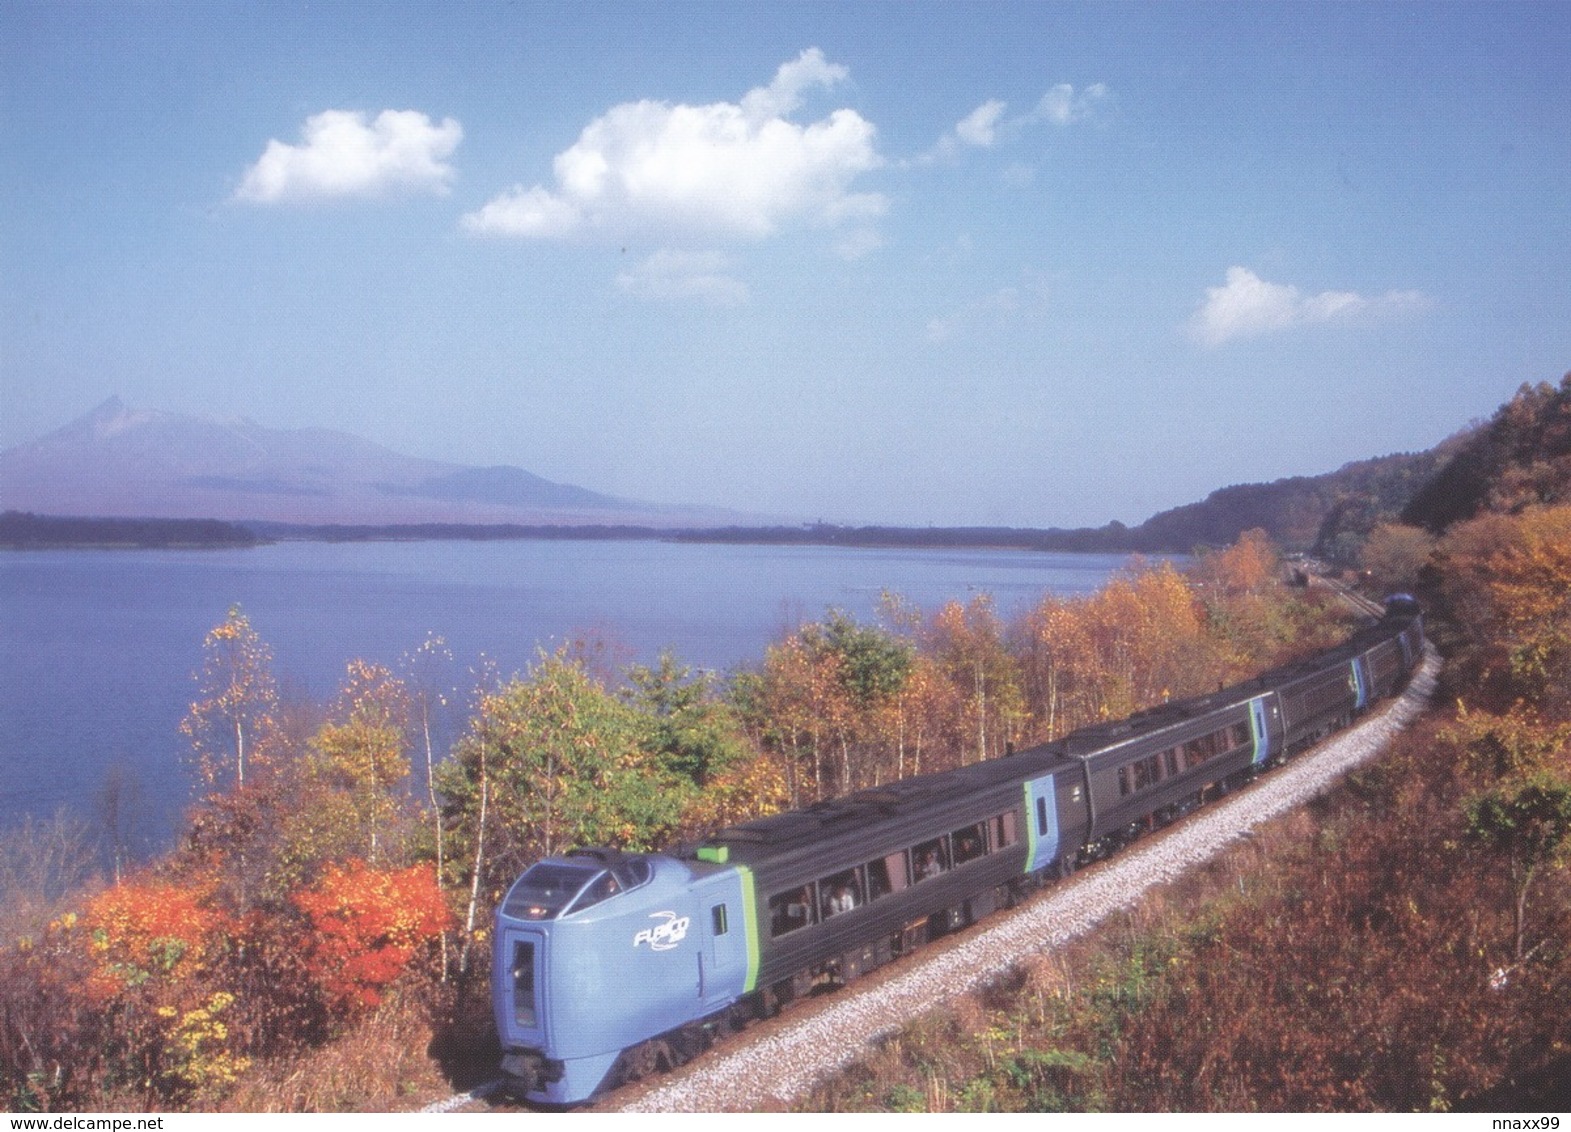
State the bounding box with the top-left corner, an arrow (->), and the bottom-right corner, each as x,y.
1350,656 -> 1371,711
690,868 -> 755,1011
493,925 -> 549,1051
1024,775 -> 1060,872
1249,695 -> 1276,768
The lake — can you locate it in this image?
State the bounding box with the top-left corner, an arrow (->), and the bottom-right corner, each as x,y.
0,539 -> 1142,856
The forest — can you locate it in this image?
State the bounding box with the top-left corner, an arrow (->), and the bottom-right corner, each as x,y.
2,374 -> 1568,1112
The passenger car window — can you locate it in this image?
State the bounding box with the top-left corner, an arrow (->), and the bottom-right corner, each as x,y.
819,868 -> 862,917
913,837 -> 949,880
768,886 -> 816,938
951,822 -> 987,865
992,811 -> 1018,848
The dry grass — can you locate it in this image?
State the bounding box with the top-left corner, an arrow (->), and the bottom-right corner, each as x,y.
219,991 -> 455,1112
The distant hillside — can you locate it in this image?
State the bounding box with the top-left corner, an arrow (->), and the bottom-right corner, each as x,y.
10,383 -> 1561,555
1401,374 -> 1571,533
1127,444 -> 1465,561
0,511 -> 261,549
0,397 -> 723,527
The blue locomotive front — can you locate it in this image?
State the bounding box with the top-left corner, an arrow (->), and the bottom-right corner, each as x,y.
491,848 -> 757,1105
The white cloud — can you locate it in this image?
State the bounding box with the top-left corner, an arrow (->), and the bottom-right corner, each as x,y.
1190,266 -> 1430,346
463,48 -> 884,242
235,109 -> 462,203
615,249 -> 748,307
920,83 -> 1110,165
1031,82 -> 1111,126
954,100 -> 1007,148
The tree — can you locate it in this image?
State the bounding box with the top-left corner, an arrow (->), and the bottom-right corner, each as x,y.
927,595 -> 1024,765
1359,522 -> 1435,595
1465,775 -> 1571,964
180,605 -> 279,796
750,631 -> 846,805
304,660 -> 413,866
293,860 -> 451,1014
179,606 -> 284,913
1436,505 -> 1571,709
808,611 -> 914,792
77,875 -> 250,1102
626,651 -> 752,787
437,648 -> 687,906
401,633 -> 457,980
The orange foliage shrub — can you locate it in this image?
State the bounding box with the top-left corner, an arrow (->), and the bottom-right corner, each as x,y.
81,877 -> 230,1001
294,861 -> 452,1013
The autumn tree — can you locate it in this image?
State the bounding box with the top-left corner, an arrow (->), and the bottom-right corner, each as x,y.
808,611 -> 914,792
401,633 -> 457,979
179,606 -> 286,912
1359,521 -> 1435,595
1434,505 -> 1571,710
305,660 -> 413,865
268,661 -> 416,895
748,630 -> 848,805
926,594 -> 1024,765
77,875 -> 250,1103
180,605 -> 279,796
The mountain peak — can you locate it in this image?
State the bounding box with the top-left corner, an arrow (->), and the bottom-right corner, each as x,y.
0,399 -> 684,527
80,395 -> 163,441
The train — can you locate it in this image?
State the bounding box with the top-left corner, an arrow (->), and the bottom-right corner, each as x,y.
491,595 -> 1425,1105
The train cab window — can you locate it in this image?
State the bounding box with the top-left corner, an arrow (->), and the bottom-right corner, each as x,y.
951,822 -> 988,866
820,868 -> 863,917
502,862 -> 598,921
712,904 -> 728,936
566,869 -> 621,913
913,837 -> 949,881
992,810 -> 1018,849
561,856 -> 653,915
768,886 -> 817,938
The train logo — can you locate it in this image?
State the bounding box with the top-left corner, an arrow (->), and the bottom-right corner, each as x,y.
632,911 -> 690,951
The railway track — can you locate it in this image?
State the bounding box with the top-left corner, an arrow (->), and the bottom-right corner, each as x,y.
424,643 -> 1440,1113
1315,574 -> 1390,619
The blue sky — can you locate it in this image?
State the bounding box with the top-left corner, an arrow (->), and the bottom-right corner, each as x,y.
3,1 -> 1567,527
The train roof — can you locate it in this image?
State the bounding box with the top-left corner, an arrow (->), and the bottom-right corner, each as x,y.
696,742 -> 1067,859
690,606 -> 1420,866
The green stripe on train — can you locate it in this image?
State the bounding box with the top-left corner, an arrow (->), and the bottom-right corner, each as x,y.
738,865 -> 760,993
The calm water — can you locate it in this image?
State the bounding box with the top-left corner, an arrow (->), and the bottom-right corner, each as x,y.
0,539 -> 1138,854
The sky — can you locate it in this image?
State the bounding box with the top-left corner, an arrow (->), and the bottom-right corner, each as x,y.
3,1 -> 1568,528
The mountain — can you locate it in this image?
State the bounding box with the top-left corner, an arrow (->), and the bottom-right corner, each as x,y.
0,397 -> 706,527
